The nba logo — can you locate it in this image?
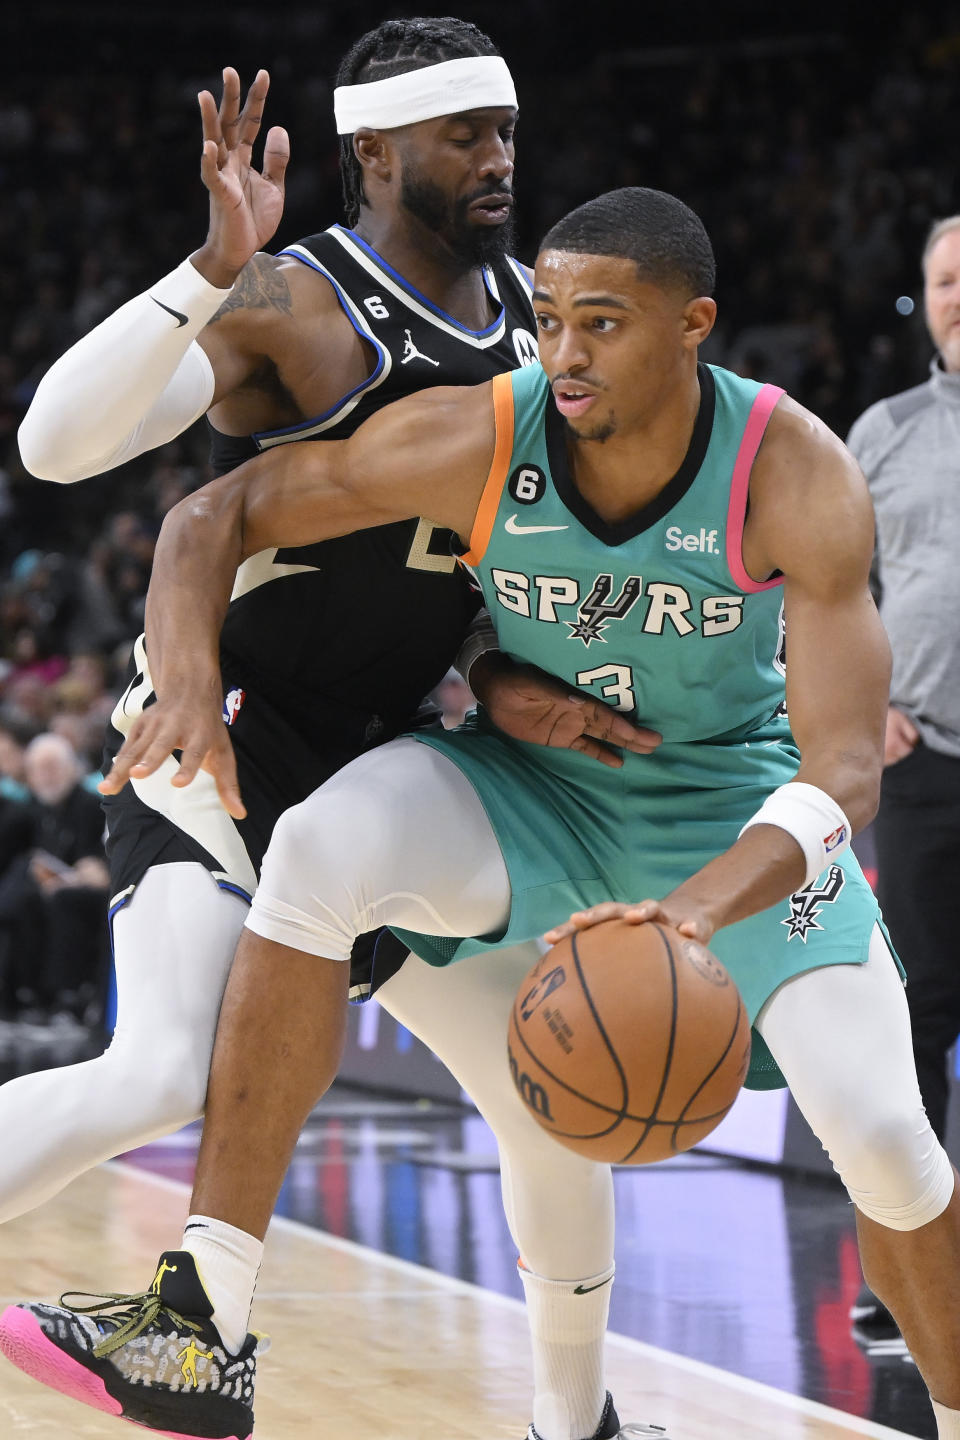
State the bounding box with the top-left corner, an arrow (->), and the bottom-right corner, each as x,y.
823,825 -> 847,853
223,688 -> 245,726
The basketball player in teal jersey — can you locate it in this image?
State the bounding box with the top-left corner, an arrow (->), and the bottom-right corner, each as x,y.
2,22 -> 661,1440
9,187 -> 960,1440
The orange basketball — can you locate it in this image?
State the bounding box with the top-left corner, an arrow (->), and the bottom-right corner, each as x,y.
507,920 -> 751,1164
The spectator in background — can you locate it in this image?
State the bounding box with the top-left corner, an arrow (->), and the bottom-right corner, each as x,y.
0,734 -> 107,1022
846,214 -> 960,1334
0,787 -> 34,906
0,709 -> 37,802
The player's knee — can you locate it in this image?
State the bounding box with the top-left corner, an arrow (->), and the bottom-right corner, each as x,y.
830,1105 -> 955,1230
265,786 -> 392,887
150,1068 -> 207,1129
254,793 -> 391,957
104,1028 -> 211,1129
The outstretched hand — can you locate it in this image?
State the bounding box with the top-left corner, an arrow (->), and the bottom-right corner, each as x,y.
195,67 -> 290,281
98,691 -> 246,821
470,655 -> 661,767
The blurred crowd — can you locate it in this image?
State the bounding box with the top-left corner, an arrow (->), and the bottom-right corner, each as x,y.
0,3 -> 956,1032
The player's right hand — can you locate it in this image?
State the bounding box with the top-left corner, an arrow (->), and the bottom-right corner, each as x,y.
470,656 -> 661,767
98,696 -> 246,820
543,898 -> 714,947
193,67 -> 290,285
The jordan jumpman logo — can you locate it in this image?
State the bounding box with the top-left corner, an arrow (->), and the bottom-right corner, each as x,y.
401,328 -> 439,366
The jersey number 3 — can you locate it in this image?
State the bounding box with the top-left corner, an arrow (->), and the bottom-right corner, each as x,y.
576,663 -> 635,713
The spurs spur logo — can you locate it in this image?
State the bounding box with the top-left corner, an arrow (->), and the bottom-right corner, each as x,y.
782,864 -> 845,942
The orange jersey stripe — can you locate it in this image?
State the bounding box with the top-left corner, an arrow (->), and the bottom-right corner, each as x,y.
462,372 -> 515,566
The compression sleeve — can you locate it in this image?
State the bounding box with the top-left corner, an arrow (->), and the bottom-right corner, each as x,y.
454,608 -> 500,687
18,259 -> 231,483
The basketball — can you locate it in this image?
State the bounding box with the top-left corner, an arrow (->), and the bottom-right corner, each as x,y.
507,920 -> 751,1164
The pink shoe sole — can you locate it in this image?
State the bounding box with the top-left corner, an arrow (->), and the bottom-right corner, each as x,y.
0,1306 -> 251,1440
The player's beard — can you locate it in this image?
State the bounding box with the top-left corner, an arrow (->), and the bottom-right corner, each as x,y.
401,164 -> 516,266
566,419 -> 617,444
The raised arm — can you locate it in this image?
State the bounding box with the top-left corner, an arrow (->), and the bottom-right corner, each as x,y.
17,68 -> 290,483
547,399 -> 890,945
99,383 -> 496,810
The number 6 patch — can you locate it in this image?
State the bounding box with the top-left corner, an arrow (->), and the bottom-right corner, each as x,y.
508,464 -> 546,505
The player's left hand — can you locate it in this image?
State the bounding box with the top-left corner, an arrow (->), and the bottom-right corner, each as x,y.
543,899 -> 716,946
470,656 -> 661,767
98,692 -> 246,820
195,67 -> 290,279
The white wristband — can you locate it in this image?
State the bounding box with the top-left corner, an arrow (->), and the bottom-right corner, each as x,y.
739,782 -> 851,889
454,610 -> 500,688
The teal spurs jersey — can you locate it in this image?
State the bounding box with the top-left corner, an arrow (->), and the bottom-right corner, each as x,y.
461,361 -> 786,746
393,360 -> 892,1090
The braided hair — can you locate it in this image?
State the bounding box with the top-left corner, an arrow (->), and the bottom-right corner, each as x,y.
336,17 -> 501,227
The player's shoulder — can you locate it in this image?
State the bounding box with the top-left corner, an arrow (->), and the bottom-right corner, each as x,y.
760,392 -> 854,478
202,246 -> 358,383
749,393 -> 870,563
505,256 -> 534,289
212,245 -> 346,330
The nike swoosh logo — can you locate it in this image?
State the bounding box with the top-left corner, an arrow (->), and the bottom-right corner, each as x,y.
151,296 -> 189,328
505,514 -> 569,535
573,1277 -> 613,1295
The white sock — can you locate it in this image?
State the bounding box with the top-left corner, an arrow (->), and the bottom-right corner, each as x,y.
519,1261 -> 614,1440
933,1399 -> 960,1438
181,1213 -> 263,1354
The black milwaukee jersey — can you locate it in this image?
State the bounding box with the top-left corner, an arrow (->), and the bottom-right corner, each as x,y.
211,225 -> 538,747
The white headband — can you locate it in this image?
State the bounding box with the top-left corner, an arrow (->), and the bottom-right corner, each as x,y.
334,55 -> 517,135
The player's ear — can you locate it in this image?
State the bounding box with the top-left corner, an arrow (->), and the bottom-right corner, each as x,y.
354,129 -> 393,185
682,297 -> 717,349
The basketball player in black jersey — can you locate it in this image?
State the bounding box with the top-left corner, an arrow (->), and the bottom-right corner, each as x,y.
5,19 -> 658,1440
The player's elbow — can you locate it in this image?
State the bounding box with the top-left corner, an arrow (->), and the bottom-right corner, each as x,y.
848,772 -> 882,834
180,481 -> 243,531
17,410 -> 93,484
159,477 -> 245,557
837,755 -> 883,836
802,748 -> 883,838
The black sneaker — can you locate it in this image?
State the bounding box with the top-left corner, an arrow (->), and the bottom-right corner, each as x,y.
526,1393 -> 672,1438
0,1250 -> 267,1439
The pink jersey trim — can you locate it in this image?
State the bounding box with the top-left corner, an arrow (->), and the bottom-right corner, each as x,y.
725,383 -> 785,593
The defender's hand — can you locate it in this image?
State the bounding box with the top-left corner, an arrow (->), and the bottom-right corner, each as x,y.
194,67 -> 290,284
544,899 -> 715,947
471,655 -> 661,768
98,694 -> 245,820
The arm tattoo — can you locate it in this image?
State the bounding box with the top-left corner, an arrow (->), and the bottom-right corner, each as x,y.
209,254 -> 293,323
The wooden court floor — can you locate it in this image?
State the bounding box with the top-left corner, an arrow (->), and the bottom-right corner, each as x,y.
0,1162 -> 918,1440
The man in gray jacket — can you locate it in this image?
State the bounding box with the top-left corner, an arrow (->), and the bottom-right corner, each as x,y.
847,214 -> 960,1330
